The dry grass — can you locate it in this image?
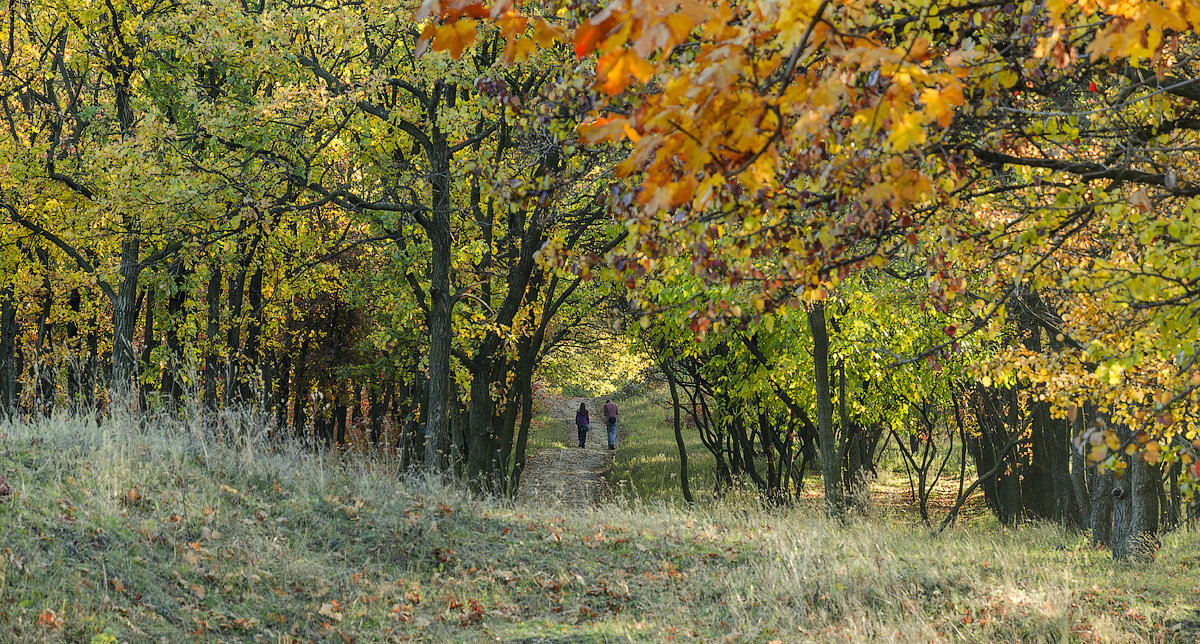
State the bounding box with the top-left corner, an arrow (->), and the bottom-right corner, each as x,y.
1,408 -> 1197,642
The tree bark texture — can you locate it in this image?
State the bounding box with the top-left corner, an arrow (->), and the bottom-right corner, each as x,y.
111,236 -> 142,396
808,301 -> 842,519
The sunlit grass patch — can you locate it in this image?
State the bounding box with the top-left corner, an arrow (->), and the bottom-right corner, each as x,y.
605,389 -> 717,503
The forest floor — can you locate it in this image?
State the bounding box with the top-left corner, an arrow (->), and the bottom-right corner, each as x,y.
516,396 -> 618,508
3,407 -> 1200,642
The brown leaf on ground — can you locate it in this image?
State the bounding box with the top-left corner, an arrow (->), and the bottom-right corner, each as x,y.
0,475 -> 11,502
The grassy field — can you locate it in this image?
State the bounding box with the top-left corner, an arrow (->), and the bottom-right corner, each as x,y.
2,408 -> 1199,642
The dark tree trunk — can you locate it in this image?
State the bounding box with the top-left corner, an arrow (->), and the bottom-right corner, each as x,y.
450,380 -> 468,478
35,279 -> 54,416
160,262 -> 189,407
664,360 -> 694,503
1167,461 -> 1182,528
138,283 -> 156,411
1110,463 -> 1133,560
1090,467 -> 1114,548
423,139 -> 454,476
225,264 -> 248,406
84,315 -> 98,410
508,375 -> 535,495
0,284 -> 19,416
732,415 -> 765,489
968,385 -> 1026,525
334,382 -> 348,445
808,301 -> 842,518
241,267 -> 264,405
66,289 -> 82,405
203,265 -> 222,410
368,378 -> 385,445
274,311 -> 294,432
292,332 -> 312,437
1124,456 -> 1160,561
465,361 -> 497,485
111,236 -> 142,396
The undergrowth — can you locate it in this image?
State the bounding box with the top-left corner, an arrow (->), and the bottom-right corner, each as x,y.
0,409 -> 1196,642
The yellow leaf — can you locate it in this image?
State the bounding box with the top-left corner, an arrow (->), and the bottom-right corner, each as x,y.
887,110 -> 927,151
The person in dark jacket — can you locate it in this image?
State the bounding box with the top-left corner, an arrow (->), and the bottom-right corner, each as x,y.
575,402 -> 590,448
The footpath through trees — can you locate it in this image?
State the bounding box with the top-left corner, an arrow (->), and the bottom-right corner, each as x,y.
516,396 -> 618,508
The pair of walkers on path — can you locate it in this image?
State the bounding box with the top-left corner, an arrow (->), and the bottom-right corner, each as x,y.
575,399 -> 618,450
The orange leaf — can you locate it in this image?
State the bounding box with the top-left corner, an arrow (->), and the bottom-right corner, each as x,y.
664,13 -> 694,43
37,609 -> 60,629
531,19 -> 565,47
576,16 -> 617,58
432,19 -> 478,58
578,116 -> 627,143
502,37 -> 538,62
494,12 -> 528,37
596,49 -> 655,95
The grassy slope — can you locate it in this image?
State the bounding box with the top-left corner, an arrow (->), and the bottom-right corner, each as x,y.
1,408 -> 1198,643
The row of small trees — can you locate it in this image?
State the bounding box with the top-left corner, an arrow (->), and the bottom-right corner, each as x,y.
638,273 -> 1187,561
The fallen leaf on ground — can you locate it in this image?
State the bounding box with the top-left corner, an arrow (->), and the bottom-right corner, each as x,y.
319,600 -> 344,622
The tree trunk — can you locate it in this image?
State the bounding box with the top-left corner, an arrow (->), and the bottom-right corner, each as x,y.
334,382 -> 348,445
84,315 -> 98,410
664,361 -> 694,503
138,282 -> 156,411
274,310 -> 294,432
160,263 -> 188,407
241,267 -> 264,406
808,301 -> 842,518
203,264 -> 222,410
225,264 -> 248,406
508,376 -> 535,495
65,289 -> 80,405
34,279 -> 53,416
423,142 -> 454,476
466,361 -> 497,486
0,284 -> 18,416
450,380 -> 468,479
111,236 -> 142,396
1110,467 -> 1133,560
1124,456 -> 1160,561
1090,467 -> 1114,548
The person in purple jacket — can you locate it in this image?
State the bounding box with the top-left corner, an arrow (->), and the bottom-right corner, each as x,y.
575,402 -> 590,448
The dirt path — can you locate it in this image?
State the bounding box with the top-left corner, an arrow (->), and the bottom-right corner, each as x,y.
515,396 -> 616,508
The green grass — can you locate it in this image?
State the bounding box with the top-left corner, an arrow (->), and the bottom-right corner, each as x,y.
605,391 -> 717,503
525,397 -> 570,453
2,409 -> 1198,642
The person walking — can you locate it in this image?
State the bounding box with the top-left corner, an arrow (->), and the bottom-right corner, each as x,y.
575,402 -> 590,448
603,398 -> 619,450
